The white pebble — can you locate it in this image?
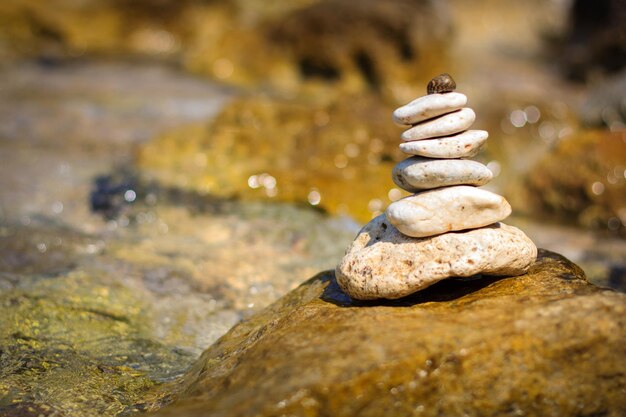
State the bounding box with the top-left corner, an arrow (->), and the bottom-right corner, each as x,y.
393,92 -> 467,125
401,108 -> 476,141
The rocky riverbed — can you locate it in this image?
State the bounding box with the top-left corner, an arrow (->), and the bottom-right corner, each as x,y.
0,59 -> 624,417
0,0 -> 625,413
0,62 -> 358,416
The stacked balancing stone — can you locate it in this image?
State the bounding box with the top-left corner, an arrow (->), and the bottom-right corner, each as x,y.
336,74 -> 537,300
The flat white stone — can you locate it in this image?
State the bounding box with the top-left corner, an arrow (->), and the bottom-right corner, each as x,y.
399,130 -> 488,158
401,108 -> 475,141
392,157 -> 493,192
393,92 -> 467,125
386,185 -> 511,238
336,216 -> 537,300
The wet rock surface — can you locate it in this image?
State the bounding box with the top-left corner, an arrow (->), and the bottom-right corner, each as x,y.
0,61 -> 232,230
153,250 -> 626,417
0,234 -> 199,416
0,198 -> 356,416
524,129 -> 626,234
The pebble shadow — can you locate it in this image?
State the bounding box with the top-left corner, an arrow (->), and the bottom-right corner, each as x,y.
321,271 -> 507,308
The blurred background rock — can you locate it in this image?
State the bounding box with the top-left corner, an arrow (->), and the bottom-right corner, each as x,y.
0,0 -> 625,415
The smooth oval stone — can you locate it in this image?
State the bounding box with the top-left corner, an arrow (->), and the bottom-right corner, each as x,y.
399,130 -> 488,158
401,108 -> 475,141
392,157 -> 493,192
386,185 -> 511,238
336,215 -> 537,300
392,92 -> 467,125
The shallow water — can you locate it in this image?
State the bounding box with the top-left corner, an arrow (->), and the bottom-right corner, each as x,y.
0,61 -> 358,415
0,61 -> 624,415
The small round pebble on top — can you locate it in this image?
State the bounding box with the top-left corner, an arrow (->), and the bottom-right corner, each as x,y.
427,73 -> 456,94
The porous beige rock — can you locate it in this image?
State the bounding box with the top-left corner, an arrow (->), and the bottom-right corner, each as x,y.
336,215 -> 537,299
401,108 -> 475,141
399,129 -> 488,158
392,92 -> 467,125
392,156 -> 493,191
386,185 -> 511,237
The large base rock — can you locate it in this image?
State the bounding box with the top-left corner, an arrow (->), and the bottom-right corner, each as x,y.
336,215 -> 536,300
151,251 -> 626,417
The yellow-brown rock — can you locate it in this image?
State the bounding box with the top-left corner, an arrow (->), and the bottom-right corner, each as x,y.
151,250 -> 626,417
0,0 -> 451,97
525,129 -> 626,234
137,95 -> 407,222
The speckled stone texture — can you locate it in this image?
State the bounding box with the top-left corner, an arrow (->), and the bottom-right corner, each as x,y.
335,214 -> 536,299
392,156 -> 493,191
151,250 -> 626,417
399,129 -> 488,158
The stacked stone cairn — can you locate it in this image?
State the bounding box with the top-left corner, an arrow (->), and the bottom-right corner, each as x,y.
336,74 -> 537,300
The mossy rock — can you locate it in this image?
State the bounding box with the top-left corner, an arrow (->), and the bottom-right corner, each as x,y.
138,94 -> 408,223
0,0 -> 198,59
0,196 -> 356,417
0,269 -> 192,417
184,0 -> 452,97
525,129 -> 626,233
152,250 -> 626,417
0,0 -> 451,97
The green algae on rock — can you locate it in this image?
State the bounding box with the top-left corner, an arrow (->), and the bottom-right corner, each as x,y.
151,250 -> 626,417
0,264 -> 193,417
0,194 -> 357,417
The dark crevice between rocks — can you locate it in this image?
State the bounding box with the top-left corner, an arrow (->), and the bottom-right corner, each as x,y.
298,57 -> 341,81
90,167 -> 331,224
90,169 -> 140,220
0,402 -> 63,417
608,266 -> 626,292
573,410 -> 610,417
353,51 -> 380,89
398,31 -> 415,61
551,0 -> 626,81
89,168 -> 237,221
